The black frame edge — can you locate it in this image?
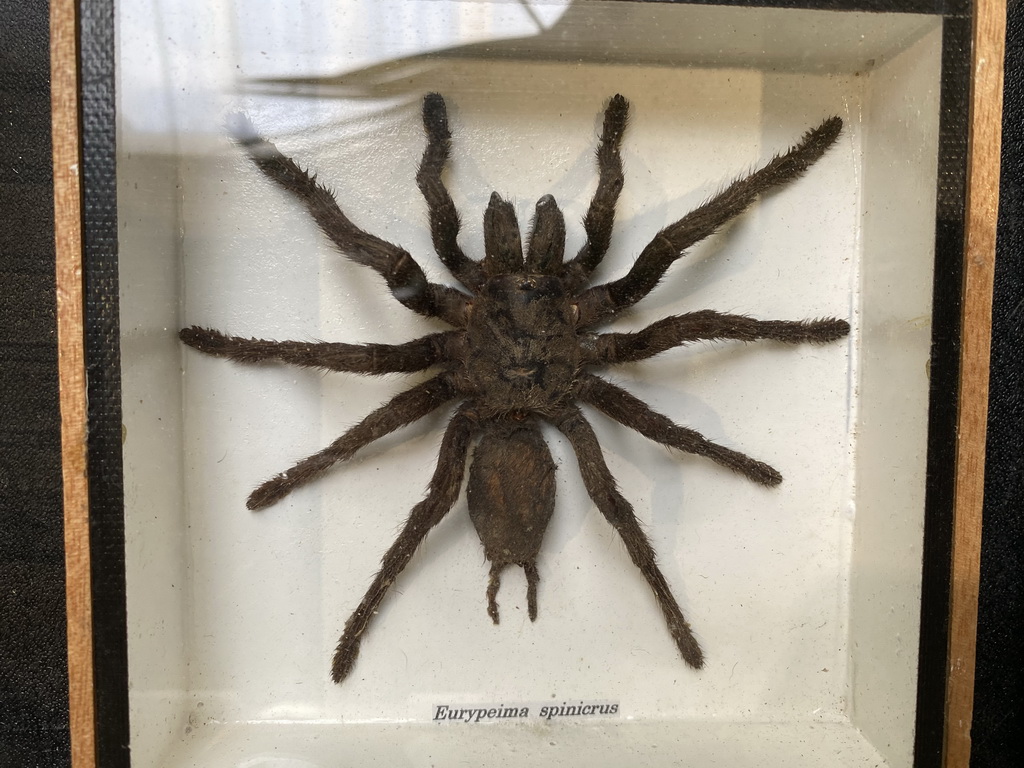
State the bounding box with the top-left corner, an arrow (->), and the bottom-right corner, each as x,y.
627,0 -> 971,17
913,12 -> 973,768
79,0 -> 131,764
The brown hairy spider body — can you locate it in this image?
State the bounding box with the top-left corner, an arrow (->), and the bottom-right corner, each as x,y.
461,274 -> 579,412
181,94 -> 849,683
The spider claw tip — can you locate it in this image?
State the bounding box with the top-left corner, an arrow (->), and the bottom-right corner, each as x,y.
422,93 -> 450,135
814,115 -> 844,145
752,464 -> 783,487
225,112 -> 258,144
246,489 -> 276,511
330,658 -> 350,684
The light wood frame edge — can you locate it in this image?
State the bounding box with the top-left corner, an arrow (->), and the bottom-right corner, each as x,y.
49,2 -> 1004,767
943,0 -> 1006,766
52,0 -> 96,767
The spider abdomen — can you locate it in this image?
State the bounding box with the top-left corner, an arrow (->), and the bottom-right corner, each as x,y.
467,420 -> 556,622
464,273 -> 580,414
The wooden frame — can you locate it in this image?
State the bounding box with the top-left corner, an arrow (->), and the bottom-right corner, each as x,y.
52,0 -> 95,766
51,1 -> 1005,766
944,1 -> 1005,765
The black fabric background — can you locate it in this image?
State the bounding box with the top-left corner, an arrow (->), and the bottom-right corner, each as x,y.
0,2 -> 72,767
0,0 -> 1019,766
971,1 -> 1024,765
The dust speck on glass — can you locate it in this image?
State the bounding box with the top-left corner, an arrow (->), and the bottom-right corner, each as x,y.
180,93 -> 849,684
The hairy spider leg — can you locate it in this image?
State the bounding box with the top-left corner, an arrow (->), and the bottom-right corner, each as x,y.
482,192 -> 525,277
578,374 -> 781,487
246,373 -> 459,510
586,310 -> 851,365
416,93 -> 484,291
563,94 -> 629,288
552,406 -> 704,669
179,326 -> 460,374
227,112 -> 470,327
577,115 -> 844,326
524,194 -> 566,274
332,405 -> 478,683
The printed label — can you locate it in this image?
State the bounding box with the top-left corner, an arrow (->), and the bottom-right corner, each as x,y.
432,700 -> 619,724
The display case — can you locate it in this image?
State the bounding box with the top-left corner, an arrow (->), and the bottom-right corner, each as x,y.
54,1 -> 1003,766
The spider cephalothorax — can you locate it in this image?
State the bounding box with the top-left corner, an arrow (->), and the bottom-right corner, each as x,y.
181,94 -> 849,683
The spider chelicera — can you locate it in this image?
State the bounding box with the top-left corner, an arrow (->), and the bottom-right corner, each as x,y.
180,94 -> 849,683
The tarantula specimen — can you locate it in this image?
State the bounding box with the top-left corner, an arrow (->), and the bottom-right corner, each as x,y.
181,93 -> 849,683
